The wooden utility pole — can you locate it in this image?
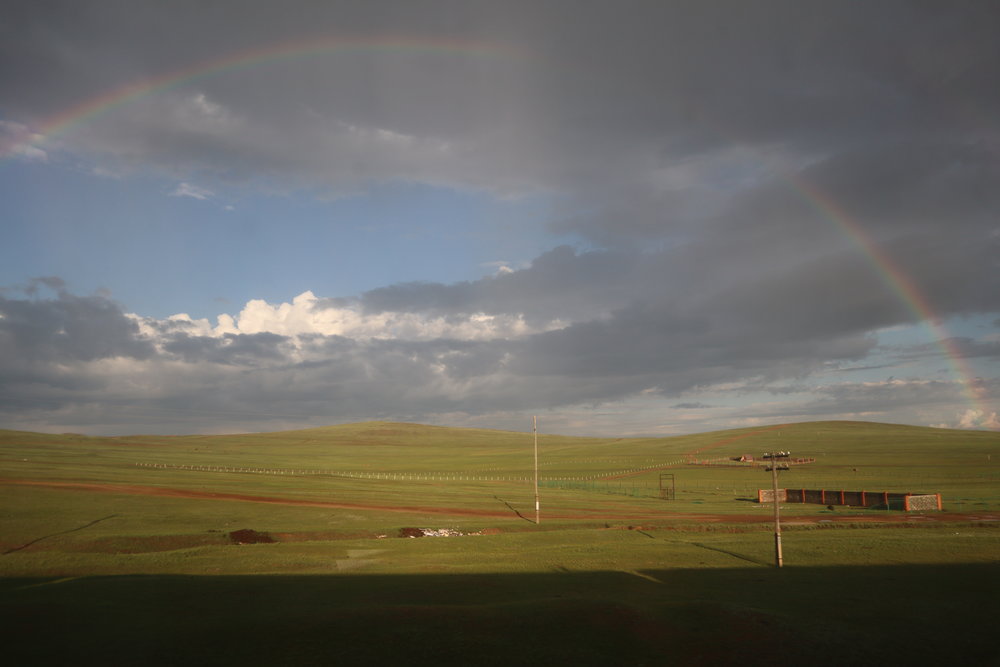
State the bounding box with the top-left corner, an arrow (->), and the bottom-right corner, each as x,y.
533,415 -> 540,524
763,451 -> 790,567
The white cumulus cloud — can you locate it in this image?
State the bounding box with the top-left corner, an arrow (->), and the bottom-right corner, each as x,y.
216,291 -> 558,342
129,291 -> 565,346
958,409 -> 1000,430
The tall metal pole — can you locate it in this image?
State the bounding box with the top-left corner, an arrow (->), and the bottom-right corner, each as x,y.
763,451 -> 790,568
533,415 -> 540,524
771,457 -> 782,568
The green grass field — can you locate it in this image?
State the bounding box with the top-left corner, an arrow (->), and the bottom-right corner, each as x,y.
1,420 -> 998,664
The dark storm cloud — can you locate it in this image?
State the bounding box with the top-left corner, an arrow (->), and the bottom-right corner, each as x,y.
511,298 -> 875,392
0,280 -> 993,434
161,332 -> 292,366
0,289 -> 153,364
2,2 -> 999,433
0,288 -> 155,422
6,2 -> 997,198
351,245 -> 645,323
6,2 -> 1000,267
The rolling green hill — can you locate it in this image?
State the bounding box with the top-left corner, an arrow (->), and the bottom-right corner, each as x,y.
1,419 -> 997,565
1,420 -> 998,664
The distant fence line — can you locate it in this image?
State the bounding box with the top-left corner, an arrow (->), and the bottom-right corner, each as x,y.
135,460 -> 686,483
687,456 -> 817,467
540,479 -> 664,499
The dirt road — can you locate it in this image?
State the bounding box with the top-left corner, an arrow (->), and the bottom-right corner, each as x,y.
3,477 -> 994,524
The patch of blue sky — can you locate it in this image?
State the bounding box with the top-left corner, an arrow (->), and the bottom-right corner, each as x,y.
0,159 -> 573,320
805,314 -> 999,388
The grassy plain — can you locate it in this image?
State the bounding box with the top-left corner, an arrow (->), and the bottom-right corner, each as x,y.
1,420 -> 998,664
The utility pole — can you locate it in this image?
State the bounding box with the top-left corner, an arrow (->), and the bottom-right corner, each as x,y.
533,415 -> 540,524
763,451 -> 790,567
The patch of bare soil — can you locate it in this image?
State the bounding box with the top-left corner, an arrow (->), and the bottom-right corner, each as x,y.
228,529 -> 274,544
398,527 -> 425,538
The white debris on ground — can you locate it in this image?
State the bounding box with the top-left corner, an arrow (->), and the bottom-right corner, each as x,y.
399,526 -> 487,538
419,528 -> 465,537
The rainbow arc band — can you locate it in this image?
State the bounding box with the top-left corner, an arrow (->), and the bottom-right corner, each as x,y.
0,34 -> 528,162
789,176 -> 988,419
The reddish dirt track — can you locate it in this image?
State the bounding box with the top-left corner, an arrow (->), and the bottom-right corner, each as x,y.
0,478 -> 516,518
2,477 -> 995,524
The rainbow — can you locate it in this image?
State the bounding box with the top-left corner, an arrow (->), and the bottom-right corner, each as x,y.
789,175 -> 992,423
1,34 -> 994,428
0,34 -> 527,161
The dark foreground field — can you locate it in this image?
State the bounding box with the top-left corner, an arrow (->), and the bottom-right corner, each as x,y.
3,563 -> 999,666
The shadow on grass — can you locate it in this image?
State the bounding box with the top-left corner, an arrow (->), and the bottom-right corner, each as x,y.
2,515 -> 119,555
1,563 -> 997,666
688,541 -> 769,566
493,495 -> 536,523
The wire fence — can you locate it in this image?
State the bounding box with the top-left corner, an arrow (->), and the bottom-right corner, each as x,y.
133,462 -> 1000,505
134,460 -> 684,484
539,479 -> 658,498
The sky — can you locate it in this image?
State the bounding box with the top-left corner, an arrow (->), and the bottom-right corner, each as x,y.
1,0 -> 998,437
